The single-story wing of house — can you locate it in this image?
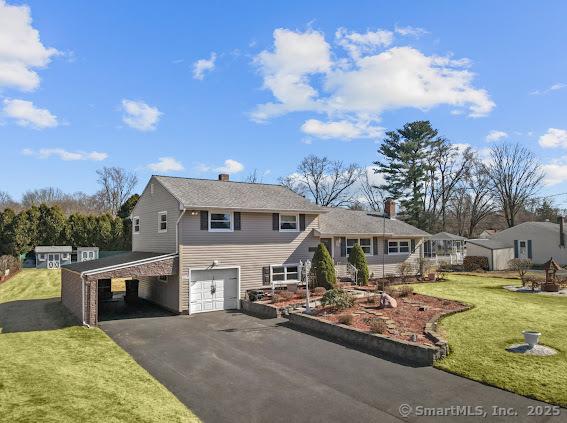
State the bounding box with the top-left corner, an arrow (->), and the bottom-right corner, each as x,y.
61,174 -> 430,326
465,239 -> 514,270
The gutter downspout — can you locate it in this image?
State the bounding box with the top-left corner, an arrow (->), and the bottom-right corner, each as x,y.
176,209 -> 186,254
80,273 -> 91,328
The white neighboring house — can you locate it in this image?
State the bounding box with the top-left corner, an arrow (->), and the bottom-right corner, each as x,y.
465,239 -> 514,270
478,229 -> 498,239
490,218 -> 567,265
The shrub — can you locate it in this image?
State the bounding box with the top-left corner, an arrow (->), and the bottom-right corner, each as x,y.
0,255 -> 20,275
320,289 -> 355,310
296,289 -> 307,299
272,290 -> 294,303
348,243 -> 369,285
312,286 -> 326,296
397,262 -> 415,283
463,256 -> 489,271
397,285 -> 414,297
310,243 -> 337,289
337,314 -> 354,325
508,258 -> 533,282
523,275 -> 545,291
367,318 -> 387,334
384,285 -> 399,298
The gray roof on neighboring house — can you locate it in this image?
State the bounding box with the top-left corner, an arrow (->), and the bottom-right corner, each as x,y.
63,251 -> 172,273
35,246 -> 72,253
77,246 -> 99,251
154,175 -> 326,213
466,239 -> 513,250
429,232 -> 467,241
317,208 -> 430,237
494,221 -> 560,235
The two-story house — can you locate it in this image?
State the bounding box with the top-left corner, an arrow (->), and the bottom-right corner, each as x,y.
61,174 -> 429,326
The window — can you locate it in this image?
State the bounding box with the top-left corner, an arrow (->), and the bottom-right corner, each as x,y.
158,211 -> 167,233
209,212 -> 233,231
271,264 -> 299,283
279,214 -> 299,232
388,240 -> 410,255
346,238 -> 372,255
157,275 -> 168,282
82,251 -> 95,261
37,254 -> 45,261
133,216 -> 140,234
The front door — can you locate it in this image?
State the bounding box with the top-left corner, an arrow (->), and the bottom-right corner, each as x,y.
47,253 -> 60,269
518,240 -> 528,259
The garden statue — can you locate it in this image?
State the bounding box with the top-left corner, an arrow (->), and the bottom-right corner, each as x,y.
542,258 -> 561,292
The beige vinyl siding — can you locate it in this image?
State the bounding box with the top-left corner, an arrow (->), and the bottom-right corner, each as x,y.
132,177 -> 180,253
466,244 -> 514,271
333,237 -> 424,278
139,274 -> 181,312
179,212 -> 319,311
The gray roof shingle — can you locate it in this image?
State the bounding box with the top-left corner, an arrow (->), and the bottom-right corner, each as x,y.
466,239 -> 513,250
155,176 -> 326,213
318,208 -> 430,237
35,246 -> 72,253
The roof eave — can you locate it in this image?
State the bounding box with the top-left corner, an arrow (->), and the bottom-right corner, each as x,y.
181,205 -> 328,214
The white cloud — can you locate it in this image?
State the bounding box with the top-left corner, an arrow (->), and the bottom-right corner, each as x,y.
543,157 -> 567,186
193,52 -> 217,80
0,0 -> 59,91
252,27 -> 494,138
485,130 -> 508,142
530,83 -> 566,95
147,157 -> 184,173
539,128 -> 567,149
394,25 -> 429,37
301,118 -> 383,140
22,148 -> 107,161
195,159 -> 245,174
3,98 -> 57,129
121,99 -> 162,131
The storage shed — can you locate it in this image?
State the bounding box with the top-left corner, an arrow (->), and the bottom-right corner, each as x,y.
76,247 -> 99,262
466,239 -> 514,271
35,246 -> 73,269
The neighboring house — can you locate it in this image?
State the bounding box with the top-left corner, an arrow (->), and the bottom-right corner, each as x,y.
479,229 -> 498,239
490,218 -> 567,265
35,246 -> 72,269
76,247 -> 99,262
61,174 -> 429,326
465,239 -> 514,270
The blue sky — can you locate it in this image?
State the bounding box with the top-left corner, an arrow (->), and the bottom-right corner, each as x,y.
2,0 -> 567,204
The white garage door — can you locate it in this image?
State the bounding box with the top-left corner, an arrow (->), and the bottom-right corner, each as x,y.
190,268 -> 239,314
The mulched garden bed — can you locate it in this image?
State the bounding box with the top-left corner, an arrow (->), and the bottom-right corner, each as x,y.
314,293 -> 467,347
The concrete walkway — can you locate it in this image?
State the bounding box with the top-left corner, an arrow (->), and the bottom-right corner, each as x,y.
101,311 -> 563,423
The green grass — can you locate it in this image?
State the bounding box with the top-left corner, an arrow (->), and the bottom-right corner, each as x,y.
413,274 -> 567,406
0,269 -> 200,423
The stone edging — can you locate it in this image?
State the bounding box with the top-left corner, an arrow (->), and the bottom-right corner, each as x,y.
240,300 -> 280,318
424,304 -> 473,359
288,311 -> 442,366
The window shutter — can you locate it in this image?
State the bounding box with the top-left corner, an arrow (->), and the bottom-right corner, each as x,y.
514,240 -> 519,258
262,266 -> 271,286
272,213 -> 279,231
340,237 -> 346,257
411,239 -> 416,253
234,212 -> 241,230
527,240 -> 533,259
200,211 -> 208,230
384,240 -> 389,255
373,237 -> 378,255
299,214 -> 306,231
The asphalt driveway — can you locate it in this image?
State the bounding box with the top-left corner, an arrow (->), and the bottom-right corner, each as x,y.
101,311 -> 562,423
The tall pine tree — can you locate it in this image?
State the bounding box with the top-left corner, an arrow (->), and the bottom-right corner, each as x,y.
375,121 -> 439,228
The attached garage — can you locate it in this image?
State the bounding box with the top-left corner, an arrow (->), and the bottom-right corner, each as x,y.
466,239 -> 514,271
189,267 -> 240,314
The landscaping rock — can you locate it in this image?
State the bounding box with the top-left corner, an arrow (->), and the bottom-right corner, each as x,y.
380,292 -> 398,308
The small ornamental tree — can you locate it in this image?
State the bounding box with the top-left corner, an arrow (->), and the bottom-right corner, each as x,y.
508,258 -> 532,284
348,243 -> 369,285
311,243 -> 337,289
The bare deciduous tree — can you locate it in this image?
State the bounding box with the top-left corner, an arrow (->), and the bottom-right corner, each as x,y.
280,155 -> 362,207
486,143 -> 544,227
0,191 -> 18,211
96,167 -> 138,216
360,170 -> 385,212
467,162 -> 496,236
244,169 -> 262,183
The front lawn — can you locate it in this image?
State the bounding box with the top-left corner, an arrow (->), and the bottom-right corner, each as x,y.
0,269 -> 199,423
413,274 -> 567,406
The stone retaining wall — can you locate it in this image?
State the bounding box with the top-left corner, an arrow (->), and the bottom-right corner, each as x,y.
240,300 -> 279,318
288,312 -> 443,366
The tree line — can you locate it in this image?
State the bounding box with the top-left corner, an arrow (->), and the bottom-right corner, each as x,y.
278,120 -> 553,236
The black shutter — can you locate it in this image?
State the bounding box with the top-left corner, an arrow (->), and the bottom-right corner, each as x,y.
373,237 -> 378,255
411,239 -> 416,253
234,212 -> 241,230
299,214 -> 306,231
514,240 -> 519,258
384,240 -> 389,255
272,213 -> 279,231
200,211 -> 208,230
262,266 -> 271,286
527,240 -> 533,259
340,237 -> 346,257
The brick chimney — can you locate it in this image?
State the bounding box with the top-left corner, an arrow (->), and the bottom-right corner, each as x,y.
558,216 -> 565,247
218,173 -> 229,182
384,198 -> 396,220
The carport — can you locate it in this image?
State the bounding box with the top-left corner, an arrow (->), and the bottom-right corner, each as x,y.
61,252 -> 179,326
